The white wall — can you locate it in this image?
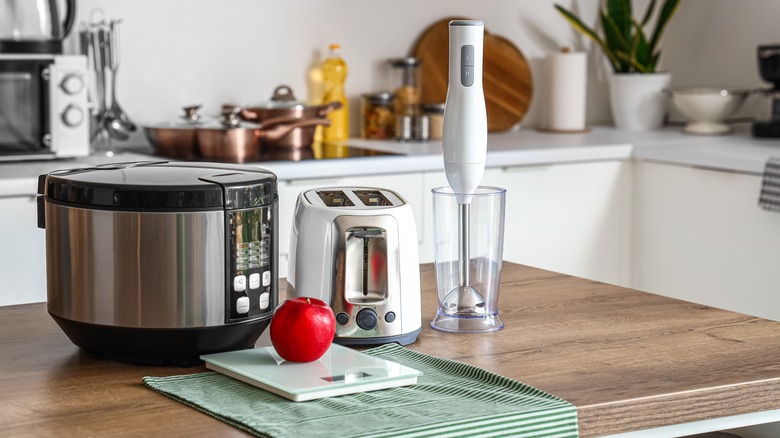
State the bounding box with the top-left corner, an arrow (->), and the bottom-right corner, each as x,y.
68,0 -> 609,135
67,0 -> 779,136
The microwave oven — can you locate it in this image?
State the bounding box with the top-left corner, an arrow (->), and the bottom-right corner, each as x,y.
0,54 -> 90,161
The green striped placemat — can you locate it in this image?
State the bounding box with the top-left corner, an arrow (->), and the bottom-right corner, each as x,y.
143,343 -> 578,438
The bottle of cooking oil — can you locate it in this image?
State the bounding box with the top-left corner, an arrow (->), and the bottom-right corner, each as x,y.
322,43 -> 349,143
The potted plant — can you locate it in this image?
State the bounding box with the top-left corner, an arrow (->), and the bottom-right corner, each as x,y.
555,0 -> 681,130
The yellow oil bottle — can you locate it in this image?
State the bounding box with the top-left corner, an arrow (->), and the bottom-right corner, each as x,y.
322,44 -> 349,143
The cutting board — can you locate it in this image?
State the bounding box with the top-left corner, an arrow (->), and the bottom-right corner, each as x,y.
412,18 -> 533,132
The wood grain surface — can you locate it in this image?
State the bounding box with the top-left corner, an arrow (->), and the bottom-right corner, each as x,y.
412,17 -> 533,132
3,263 -> 780,437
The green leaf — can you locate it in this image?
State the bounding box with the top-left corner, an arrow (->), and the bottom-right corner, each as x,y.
606,0 -> 632,41
615,51 -> 651,73
601,12 -> 631,72
641,0 -> 657,26
631,18 -> 651,69
648,0 -> 681,56
601,12 -> 630,51
555,4 -> 621,71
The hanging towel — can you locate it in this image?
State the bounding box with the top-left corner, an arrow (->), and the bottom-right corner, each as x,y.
759,156 -> 780,212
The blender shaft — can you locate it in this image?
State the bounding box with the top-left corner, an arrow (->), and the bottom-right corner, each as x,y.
458,202 -> 470,287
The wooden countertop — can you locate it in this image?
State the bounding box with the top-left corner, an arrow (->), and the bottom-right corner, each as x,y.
3,262 -> 780,437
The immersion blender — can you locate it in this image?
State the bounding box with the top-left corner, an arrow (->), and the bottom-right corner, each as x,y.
441,20 -> 488,314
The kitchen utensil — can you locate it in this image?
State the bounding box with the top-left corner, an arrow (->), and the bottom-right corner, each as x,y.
197,108 -> 326,162
433,20 -> 504,333
99,26 -> 130,141
287,187 -> 422,346
106,20 -> 135,132
89,25 -> 106,139
0,0 -> 76,54
246,85 -> 342,122
668,86 -> 750,135
412,17 -> 532,132
431,186 -> 505,332
753,44 -> 780,138
143,105 -> 202,159
243,85 -> 339,148
37,161 -> 279,366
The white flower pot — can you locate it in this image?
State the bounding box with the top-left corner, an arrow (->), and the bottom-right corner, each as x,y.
608,72 -> 671,131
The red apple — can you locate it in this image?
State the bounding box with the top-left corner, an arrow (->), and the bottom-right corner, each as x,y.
270,297 -> 336,362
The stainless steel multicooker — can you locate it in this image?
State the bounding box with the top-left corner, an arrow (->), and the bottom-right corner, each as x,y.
37,161 -> 278,366
287,187 -> 421,346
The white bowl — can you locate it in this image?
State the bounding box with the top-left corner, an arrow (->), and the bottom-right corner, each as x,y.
668,86 -> 751,135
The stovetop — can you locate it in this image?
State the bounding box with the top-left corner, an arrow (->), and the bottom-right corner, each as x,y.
126,142 -> 400,163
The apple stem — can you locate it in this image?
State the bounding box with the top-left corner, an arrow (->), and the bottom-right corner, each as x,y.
306,297 -> 311,305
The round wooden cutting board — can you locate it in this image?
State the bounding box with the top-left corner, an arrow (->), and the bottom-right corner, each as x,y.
412,18 -> 533,132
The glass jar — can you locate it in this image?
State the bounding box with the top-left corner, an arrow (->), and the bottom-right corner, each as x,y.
422,103 -> 445,140
388,57 -> 422,121
360,92 -> 395,139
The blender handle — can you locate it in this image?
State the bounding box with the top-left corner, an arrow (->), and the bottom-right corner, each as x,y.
62,0 -> 77,39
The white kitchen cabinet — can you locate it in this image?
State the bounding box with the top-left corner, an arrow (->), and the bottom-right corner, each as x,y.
275,173 -> 425,279
421,160 -> 632,286
632,161 -> 780,321
0,196 -> 47,305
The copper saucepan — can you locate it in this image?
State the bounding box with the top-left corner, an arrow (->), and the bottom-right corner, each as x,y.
240,85 -> 342,148
142,105 -> 202,160
196,109 -> 330,163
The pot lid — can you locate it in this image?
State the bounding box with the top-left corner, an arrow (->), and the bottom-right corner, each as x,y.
144,104 -> 208,130
253,85 -> 313,110
38,161 -> 277,211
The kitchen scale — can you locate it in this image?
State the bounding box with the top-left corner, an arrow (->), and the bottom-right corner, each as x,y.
201,344 -> 421,402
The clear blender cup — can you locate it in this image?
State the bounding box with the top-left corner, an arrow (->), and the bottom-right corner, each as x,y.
431,186 -> 506,332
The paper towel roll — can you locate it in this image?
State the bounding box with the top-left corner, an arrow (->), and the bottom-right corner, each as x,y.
539,50 -> 587,132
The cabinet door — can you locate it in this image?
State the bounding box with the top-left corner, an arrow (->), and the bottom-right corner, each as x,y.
633,162 -> 780,321
276,173 -> 425,279
423,161 -> 632,286
0,196 -> 47,306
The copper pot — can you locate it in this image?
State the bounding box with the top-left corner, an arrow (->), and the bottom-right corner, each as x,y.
143,105 -> 202,159
197,109 -> 328,163
242,85 -> 341,148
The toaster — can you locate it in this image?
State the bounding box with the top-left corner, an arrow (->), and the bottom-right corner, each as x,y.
287,187 -> 421,345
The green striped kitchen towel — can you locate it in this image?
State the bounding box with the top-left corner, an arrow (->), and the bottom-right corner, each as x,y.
143,343 -> 578,438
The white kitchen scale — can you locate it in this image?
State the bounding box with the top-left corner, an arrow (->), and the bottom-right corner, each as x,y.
200,344 -> 422,402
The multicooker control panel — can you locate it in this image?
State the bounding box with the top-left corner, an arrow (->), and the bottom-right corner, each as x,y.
227,206 -> 275,322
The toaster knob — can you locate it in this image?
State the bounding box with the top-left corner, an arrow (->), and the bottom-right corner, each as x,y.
356,309 -> 378,331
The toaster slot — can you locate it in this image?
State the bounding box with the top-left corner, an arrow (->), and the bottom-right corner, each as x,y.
344,227 -> 387,304
317,190 -> 354,207
353,190 -> 392,207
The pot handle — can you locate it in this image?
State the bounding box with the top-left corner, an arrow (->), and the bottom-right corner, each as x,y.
271,85 -> 297,102
315,101 -> 343,117
259,118 -> 331,141
257,115 -> 304,129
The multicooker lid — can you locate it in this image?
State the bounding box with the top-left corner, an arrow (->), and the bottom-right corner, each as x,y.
37,161 -> 277,211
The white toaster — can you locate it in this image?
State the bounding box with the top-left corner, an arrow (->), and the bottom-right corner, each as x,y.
287,187 -> 421,345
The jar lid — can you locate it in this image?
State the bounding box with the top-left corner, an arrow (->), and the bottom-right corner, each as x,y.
421,103 -> 446,114
388,57 -> 421,68
362,92 -> 394,104
38,161 -> 277,211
